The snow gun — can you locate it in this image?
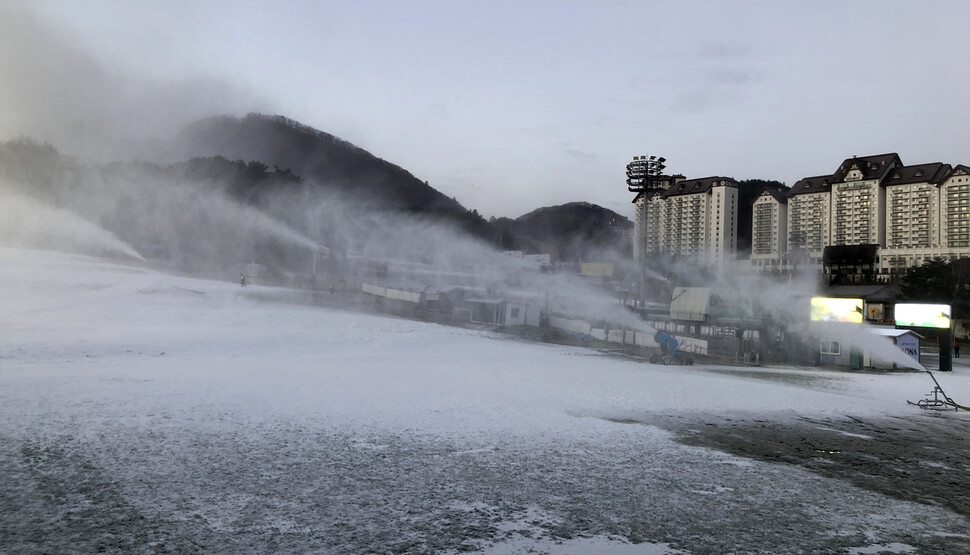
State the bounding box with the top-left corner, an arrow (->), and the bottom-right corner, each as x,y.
908,371 -> 970,411
650,331 -> 694,365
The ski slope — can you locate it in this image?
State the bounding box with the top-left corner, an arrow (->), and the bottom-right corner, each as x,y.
2,247 -> 970,553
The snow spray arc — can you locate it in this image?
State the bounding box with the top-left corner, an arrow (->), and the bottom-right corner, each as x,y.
0,187 -> 145,261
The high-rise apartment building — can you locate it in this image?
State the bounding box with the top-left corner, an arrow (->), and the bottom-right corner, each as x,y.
631,174 -> 679,268
750,188 -> 788,270
940,165 -> 970,249
631,153 -> 969,280
632,176 -> 739,269
877,163 -> 951,271
829,154 -> 900,247
786,175 -> 832,266
754,154 -> 970,275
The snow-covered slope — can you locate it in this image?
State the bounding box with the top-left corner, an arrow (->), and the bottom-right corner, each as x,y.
2,247 -> 969,553
3,247 -> 953,429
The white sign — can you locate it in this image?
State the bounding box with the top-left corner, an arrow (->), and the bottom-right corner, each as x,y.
895,334 -> 920,361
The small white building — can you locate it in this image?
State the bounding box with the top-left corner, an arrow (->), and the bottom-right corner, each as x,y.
870,328 -> 922,369
465,298 -> 506,325
464,298 -> 542,327
817,326 -> 922,370
505,301 -> 542,327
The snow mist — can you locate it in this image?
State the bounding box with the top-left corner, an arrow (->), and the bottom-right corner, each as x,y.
0,185 -> 145,262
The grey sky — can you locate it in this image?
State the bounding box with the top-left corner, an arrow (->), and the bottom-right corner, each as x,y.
3,1 -> 969,219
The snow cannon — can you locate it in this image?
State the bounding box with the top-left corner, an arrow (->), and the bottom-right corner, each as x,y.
650,331 -> 695,365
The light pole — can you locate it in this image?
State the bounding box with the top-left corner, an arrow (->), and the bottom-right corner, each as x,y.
628,155 -> 667,305
626,155 -> 666,193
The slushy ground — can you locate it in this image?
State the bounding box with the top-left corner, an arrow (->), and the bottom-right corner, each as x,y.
3,247 -> 969,554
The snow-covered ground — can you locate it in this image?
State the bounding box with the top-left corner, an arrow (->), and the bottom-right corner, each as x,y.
3,247 -> 970,553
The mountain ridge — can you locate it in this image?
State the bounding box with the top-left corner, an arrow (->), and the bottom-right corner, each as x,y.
176,113 -> 630,254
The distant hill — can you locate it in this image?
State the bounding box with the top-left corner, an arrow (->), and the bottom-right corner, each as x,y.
493,202 -> 632,262
175,114 -> 638,260
176,113 -> 491,238
1,117 -> 636,267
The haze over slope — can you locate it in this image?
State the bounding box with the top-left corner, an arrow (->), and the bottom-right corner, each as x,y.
0,3 -> 262,163
496,202 -> 632,261
175,114 -> 493,238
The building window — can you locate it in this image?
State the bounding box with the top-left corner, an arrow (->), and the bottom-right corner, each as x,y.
820,339 -> 841,356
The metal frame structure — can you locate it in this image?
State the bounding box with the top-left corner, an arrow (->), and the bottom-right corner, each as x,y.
627,155 -> 666,193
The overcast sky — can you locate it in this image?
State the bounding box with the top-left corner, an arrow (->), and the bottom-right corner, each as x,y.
2,1 -> 969,219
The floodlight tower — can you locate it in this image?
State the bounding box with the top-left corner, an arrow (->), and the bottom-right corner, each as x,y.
626,155 -> 666,193
628,155 -> 668,307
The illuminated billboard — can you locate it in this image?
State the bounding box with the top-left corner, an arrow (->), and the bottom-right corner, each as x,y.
894,303 -> 951,329
811,297 -> 863,323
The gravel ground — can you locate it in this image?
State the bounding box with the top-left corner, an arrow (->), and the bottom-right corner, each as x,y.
3,409 -> 970,554
647,410 -> 970,520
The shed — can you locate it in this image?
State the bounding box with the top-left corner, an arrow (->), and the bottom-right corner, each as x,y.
504,301 -> 541,327
465,298 -> 506,325
423,286 -> 465,312
870,327 -> 922,368
670,287 -> 711,322
816,326 -> 923,370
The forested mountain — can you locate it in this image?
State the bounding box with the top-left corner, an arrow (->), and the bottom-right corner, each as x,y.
175,113 -> 492,238
1,115 -> 636,271
492,202 -> 632,262
173,114 -> 640,258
